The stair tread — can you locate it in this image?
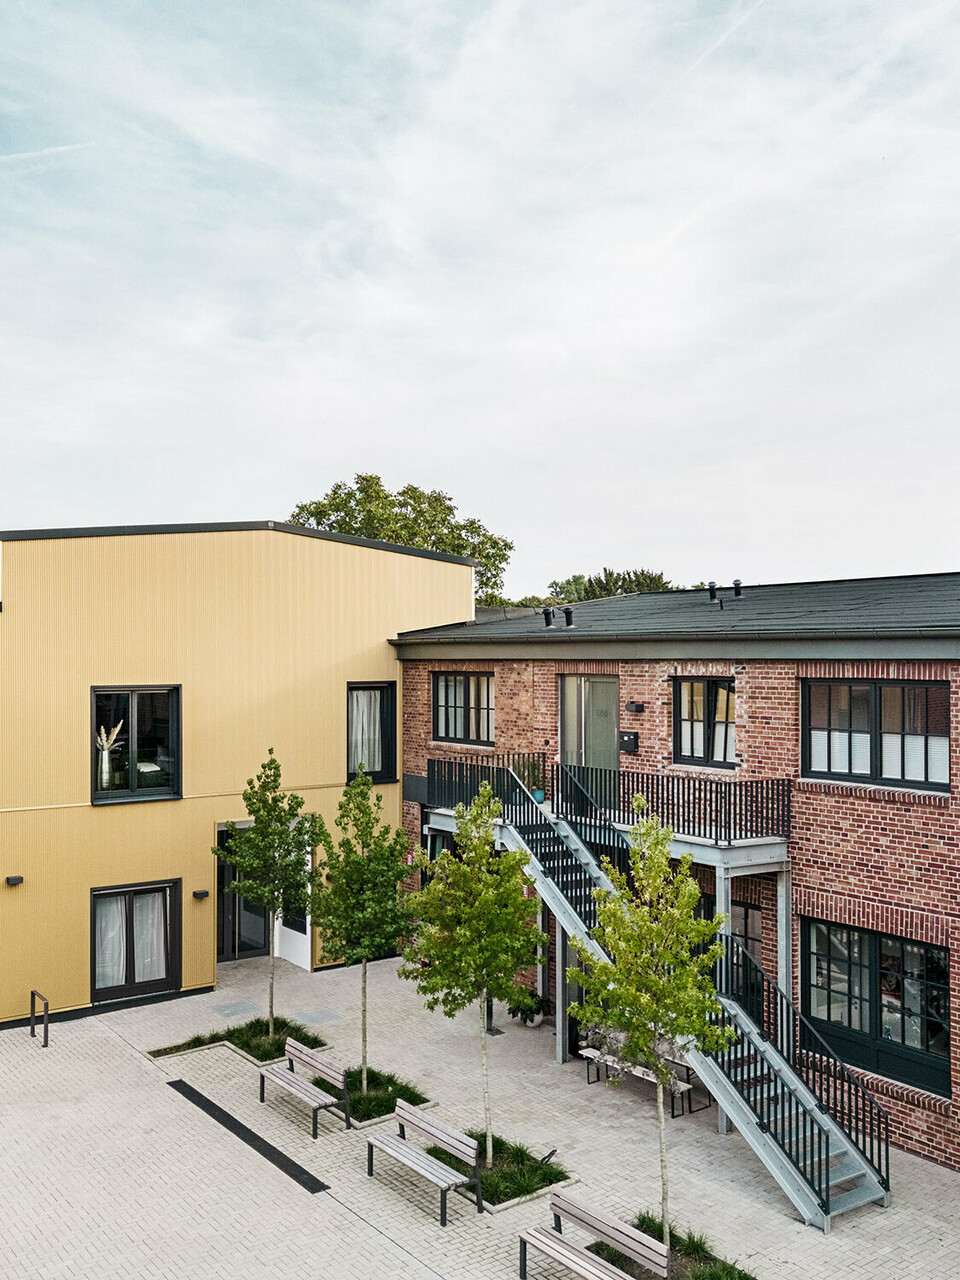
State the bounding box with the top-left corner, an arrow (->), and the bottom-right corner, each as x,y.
828,1183 -> 886,1216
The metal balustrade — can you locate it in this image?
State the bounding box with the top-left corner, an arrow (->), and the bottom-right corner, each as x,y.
717,936 -> 890,1194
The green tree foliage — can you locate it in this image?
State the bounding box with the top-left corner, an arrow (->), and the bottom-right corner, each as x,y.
549,568 -> 674,600
289,473 -> 513,605
399,783 -> 547,1166
311,771 -> 411,1093
568,799 -> 734,1250
216,750 -> 326,1037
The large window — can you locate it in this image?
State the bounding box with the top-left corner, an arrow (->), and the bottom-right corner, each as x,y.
673,679 -> 736,767
92,687 -> 180,802
347,682 -> 396,782
803,681 -> 949,790
91,881 -> 180,1002
433,673 -> 495,745
803,919 -> 950,1095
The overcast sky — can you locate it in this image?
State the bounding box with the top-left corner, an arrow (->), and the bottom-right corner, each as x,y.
2,1 -> 958,598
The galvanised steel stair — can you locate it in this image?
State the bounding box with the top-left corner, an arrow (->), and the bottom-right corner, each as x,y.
426,756 -> 891,1231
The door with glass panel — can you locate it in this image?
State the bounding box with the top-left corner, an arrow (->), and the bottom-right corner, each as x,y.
216,830 -> 269,962
559,676 -> 619,771
92,882 -> 178,1001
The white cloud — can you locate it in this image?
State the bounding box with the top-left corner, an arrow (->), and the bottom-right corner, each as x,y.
1,1 -> 958,594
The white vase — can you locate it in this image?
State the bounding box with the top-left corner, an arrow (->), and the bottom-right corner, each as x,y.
98,748 -> 111,790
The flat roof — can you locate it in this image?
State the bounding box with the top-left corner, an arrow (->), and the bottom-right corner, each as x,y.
0,520 -> 476,567
394,571 -> 960,645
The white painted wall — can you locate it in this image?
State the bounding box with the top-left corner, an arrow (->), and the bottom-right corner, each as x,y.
276,916 -> 311,970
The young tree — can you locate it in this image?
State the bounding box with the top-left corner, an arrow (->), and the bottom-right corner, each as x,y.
568,799 -> 733,1251
399,783 -> 547,1167
215,749 -> 327,1038
289,473 -> 514,604
311,770 -> 410,1094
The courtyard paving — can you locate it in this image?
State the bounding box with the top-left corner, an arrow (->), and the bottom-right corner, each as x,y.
1,957 -> 958,1279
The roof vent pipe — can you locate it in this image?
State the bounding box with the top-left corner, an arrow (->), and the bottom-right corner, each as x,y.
563,607 -> 575,628
708,582 -> 717,601
542,607 -> 555,628
733,579 -> 742,597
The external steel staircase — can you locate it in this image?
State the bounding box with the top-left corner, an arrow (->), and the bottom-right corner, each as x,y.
425,756 -> 891,1231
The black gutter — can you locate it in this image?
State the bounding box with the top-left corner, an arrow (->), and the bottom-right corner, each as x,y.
391,627 -> 960,645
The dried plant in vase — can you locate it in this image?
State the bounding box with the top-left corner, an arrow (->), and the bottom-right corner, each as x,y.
96,721 -> 123,789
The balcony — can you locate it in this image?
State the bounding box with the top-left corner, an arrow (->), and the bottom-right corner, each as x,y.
426,754 -> 791,875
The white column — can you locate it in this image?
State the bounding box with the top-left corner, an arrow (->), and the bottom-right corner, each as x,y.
715,865 -> 732,1134
555,924 -> 568,1064
777,867 -> 793,997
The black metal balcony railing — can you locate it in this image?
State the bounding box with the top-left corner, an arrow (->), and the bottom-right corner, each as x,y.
717,935 -> 890,1195
554,764 -> 791,845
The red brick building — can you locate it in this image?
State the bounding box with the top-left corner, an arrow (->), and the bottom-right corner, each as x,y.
394,574 -> 960,1213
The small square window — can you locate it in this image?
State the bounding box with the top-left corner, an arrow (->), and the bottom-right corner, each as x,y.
92,687 -> 180,803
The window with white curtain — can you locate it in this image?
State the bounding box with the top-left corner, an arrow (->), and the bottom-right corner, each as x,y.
346,683 -> 396,782
804,681 -> 949,790
92,883 -> 177,1000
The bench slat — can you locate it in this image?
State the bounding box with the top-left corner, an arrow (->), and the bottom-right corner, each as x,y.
394,1099 -> 478,1163
261,1065 -> 338,1108
520,1226 -> 638,1280
284,1038 -> 346,1089
549,1190 -> 669,1275
368,1133 -> 470,1189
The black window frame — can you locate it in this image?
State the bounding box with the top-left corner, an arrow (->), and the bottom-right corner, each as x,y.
90,879 -> 182,1003
346,681 -> 397,784
672,678 -> 737,769
801,679 -> 950,792
432,672 -> 495,746
801,917 -> 951,1096
91,685 -> 182,805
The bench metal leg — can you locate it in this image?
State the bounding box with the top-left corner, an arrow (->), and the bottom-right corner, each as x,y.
440,1189 -> 447,1228
519,1238 -> 527,1279
259,1076 -> 265,1103
553,1214 -> 562,1233
367,1143 -> 374,1177
313,1109 -> 318,1140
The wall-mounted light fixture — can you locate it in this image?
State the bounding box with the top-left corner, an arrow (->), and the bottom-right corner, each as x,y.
5,875 -> 24,886
624,701 -> 645,713
193,889 -> 210,900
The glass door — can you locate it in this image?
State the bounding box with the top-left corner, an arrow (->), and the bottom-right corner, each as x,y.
560,676 -> 619,770
216,831 -> 269,962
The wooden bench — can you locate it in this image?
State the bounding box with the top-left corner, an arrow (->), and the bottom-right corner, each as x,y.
366,1097 -> 483,1226
519,1187 -> 669,1280
578,1048 -> 695,1118
258,1037 -> 351,1138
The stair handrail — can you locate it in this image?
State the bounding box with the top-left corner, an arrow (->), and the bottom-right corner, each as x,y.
707,999 -> 834,1213
552,763 -> 630,875
719,935 -> 890,1191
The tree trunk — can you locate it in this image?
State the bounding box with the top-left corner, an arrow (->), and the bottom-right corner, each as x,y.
361,957 -> 368,1094
268,910 -> 276,1041
656,1079 -> 670,1254
480,990 -> 493,1169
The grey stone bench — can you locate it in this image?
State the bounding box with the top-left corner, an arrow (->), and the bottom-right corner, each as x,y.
366,1097 -> 483,1226
519,1187 -> 669,1280
259,1037 -> 351,1138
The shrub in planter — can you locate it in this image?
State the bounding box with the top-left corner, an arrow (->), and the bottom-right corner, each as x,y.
507,992 -> 552,1027
425,1130 -> 569,1206
330,1067 -> 428,1123
151,1016 -> 326,1062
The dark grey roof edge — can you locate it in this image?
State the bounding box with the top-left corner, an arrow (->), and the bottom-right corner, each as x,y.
0,520 -> 476,567
391,626 -> 960,646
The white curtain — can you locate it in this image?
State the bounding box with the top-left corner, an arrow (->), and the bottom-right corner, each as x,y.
133,891 -> 167,983
95,895 -> 127,990
348,688 -> 382,773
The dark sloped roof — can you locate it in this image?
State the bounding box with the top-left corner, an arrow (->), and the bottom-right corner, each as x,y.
396,573 -> 960,643
0,520 -> 475,566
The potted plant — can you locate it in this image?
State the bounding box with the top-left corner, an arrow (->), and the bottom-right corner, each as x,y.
507,991 -> 552,1028
515,754 -> 546,803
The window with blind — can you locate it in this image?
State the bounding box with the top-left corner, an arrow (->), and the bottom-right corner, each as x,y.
346,682 -> 396,782
673,679 -> 737,767
433,673 -> 495,745
803,681 -> 949,790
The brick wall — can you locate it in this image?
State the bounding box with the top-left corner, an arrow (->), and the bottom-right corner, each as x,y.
402,655 -> 960,1171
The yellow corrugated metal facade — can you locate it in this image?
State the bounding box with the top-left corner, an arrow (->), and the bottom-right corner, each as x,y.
0,526 -> 473,1022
